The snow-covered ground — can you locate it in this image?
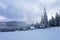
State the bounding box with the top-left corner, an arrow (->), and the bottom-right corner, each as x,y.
0,27 -> 60,40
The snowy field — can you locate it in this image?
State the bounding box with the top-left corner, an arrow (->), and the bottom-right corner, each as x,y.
0,27 -> 60,40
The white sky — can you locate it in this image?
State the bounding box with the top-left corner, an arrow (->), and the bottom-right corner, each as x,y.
0,0 -> 60,23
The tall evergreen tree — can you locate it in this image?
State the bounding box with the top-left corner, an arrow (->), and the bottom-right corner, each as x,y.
55,13 -> 59,26
58,11 -> 60,26
40,7 -> 48,28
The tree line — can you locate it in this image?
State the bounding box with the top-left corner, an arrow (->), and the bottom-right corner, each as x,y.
32,7 -> 60,29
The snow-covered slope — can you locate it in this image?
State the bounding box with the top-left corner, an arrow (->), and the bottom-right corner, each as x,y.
0,27 -> 60,40
0,21 -> 30,31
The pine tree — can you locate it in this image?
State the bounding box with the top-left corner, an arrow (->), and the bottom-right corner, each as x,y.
55,13 -> 59,26
59,11 -> 60,26
49,16 -> 55,27
35,22 -> 40,29
40,7 -> 48,28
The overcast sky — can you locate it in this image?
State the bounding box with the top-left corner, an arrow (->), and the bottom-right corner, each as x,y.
0,0 -> 60,23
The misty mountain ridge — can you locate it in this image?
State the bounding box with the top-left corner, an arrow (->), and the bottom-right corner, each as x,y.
0,21 -> 30,32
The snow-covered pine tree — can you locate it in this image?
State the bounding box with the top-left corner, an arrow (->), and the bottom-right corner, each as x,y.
40,7 -> 48,28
